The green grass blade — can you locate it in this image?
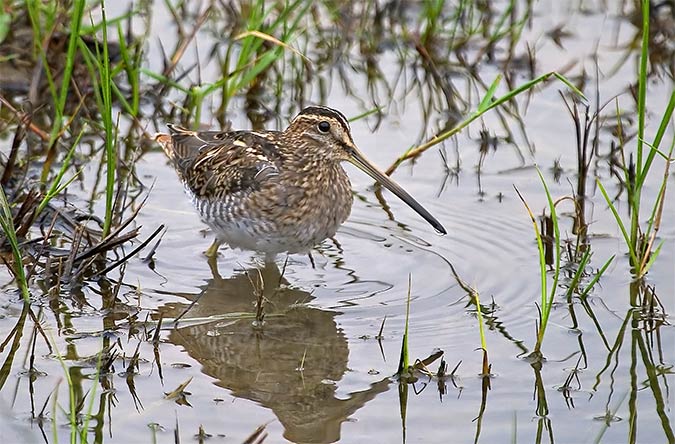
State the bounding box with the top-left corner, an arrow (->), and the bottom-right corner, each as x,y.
228,48 -> 283,97
477,75 -> 502,112
386,71 -> 586,174
536,168 -> 561,335
635,0 -> 650,179
0,188 -> 30,302
552,72 -> 586,101
640,145 -> 673,266
636,90 -> 675,191
642,241 -> 663,276
596,179 -> 639,267
397,275 -> 412,377
513,185 -> 547,353
628,0 -> 651,254
140,68 -> 190,93
348,107 -> 384,122
117,23 -> 139,115
474,292 -> 487,351
565,249 -> 593,298
578,255 -> 615,299
0,9 -> 11,44
49,0 -> 86,144
639,137 -> 675,163
36,127 -> 86,216
88,4 -> 117,237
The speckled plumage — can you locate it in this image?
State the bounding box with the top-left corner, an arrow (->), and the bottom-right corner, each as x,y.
155,106 -> 445,259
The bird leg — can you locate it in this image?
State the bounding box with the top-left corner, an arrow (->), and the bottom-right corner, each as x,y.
205,238 -> 222,258
207,254 -> 221,280
205,239 -> 223,278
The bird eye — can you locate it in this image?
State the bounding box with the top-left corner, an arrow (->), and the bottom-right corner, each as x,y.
318,121 -> 330,133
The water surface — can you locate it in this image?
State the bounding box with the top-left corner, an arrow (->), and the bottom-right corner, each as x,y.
0,1 -> 673,443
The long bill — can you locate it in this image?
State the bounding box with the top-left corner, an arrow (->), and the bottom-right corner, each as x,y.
348,148 -> 447,235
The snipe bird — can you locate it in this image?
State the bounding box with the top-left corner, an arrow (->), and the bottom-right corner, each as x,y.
155,106 -> 446,261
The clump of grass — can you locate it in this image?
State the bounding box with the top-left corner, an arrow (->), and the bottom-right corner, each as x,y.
10,0 -> 127,251
515,169 -> 612,359
596,0 -> 675,280
158,0 -> 312,126
221,0 -> 311,103
76,4 -> 117,237
395,276 -> 446,381
514,170 -> 561,359
394,275 -> 448,443
24,0 -> 86,181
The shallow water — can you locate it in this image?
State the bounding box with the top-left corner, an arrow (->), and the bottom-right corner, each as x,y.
1,1 -> 674,443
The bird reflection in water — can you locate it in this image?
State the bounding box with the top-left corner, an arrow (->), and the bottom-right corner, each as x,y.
158,263 -> 390,443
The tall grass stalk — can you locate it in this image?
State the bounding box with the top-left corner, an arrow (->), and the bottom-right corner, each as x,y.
105,20 -> 144,118
597,0 -> 675,279
52,0 -> 85,135
535,169 -> 561,353
474,292 -> 488,352
397,275 -> 412,379
517,170 -> 617,357
218,0 -> 311,114
0,187 -> 30,302
514,169 -> 561,357
473,291 -> 491,375
98,4 -> 116,237
25,0 -> 59,118
78,6 -> 117,237
116,23 -> 141,116
32,0 -> 86,182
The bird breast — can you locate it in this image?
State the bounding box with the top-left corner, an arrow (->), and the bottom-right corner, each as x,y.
276,162 -> 353,247
189,162 -> 354,254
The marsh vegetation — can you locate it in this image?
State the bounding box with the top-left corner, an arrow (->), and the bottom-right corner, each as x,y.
0,0 -> 673,443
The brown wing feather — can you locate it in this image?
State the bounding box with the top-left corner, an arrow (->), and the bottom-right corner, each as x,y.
156,125 -> 283,199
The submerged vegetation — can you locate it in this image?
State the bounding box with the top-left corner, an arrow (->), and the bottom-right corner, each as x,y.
0,0 -> 673,443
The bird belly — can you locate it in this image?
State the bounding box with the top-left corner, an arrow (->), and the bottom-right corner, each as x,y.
189,192 -> 351,256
